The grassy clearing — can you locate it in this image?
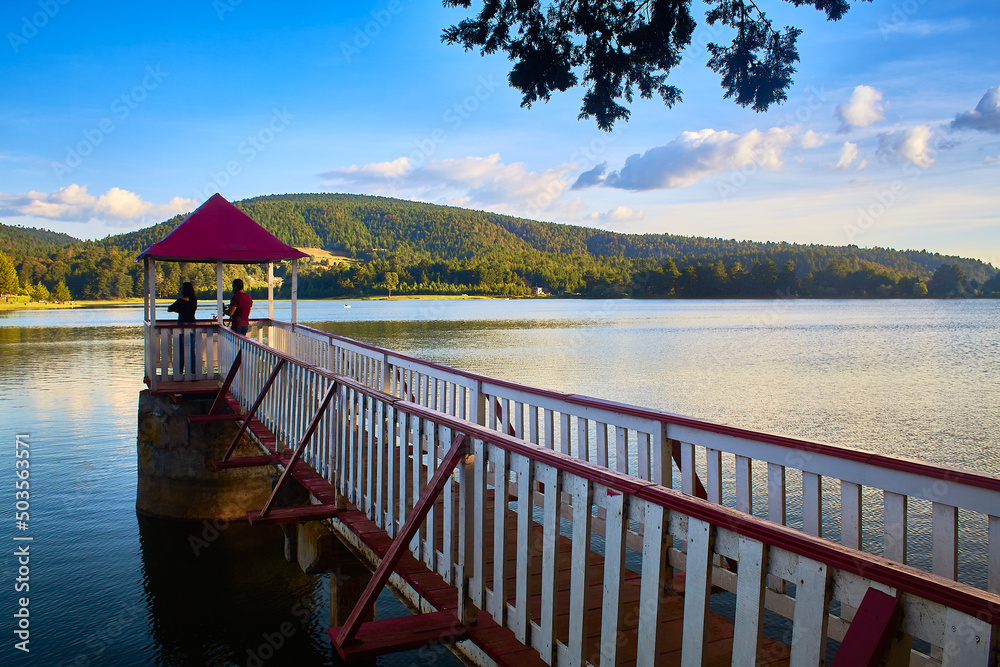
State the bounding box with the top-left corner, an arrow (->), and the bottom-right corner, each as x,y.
297,247 -> 356,266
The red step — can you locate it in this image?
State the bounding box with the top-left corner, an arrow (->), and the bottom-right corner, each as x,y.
188,413 -> 243,423
329,610 -> 469,661
246,504 -> 340,525
210,454 -> 287,470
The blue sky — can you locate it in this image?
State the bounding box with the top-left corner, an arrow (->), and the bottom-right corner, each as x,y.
2,0 -> 998,265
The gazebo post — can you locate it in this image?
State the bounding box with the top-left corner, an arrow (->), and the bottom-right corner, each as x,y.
216,261 -> 224,321
143,257 -> 150,321
291,258 -> 298,325
147,257 -> 157,391
268,262 -> 274,319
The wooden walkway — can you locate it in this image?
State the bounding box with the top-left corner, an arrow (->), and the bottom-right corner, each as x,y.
211,389 -> 792,665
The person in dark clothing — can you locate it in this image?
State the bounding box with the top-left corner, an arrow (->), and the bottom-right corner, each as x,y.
167,282 -> 197,375
226,278 -> 253,335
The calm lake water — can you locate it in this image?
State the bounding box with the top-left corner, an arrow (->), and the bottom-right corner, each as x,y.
0,298 -> 997,665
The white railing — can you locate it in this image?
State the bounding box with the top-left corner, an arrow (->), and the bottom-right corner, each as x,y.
218,329 -> 1000,666
144,320 -> 270,388
255,319 -> 1000,597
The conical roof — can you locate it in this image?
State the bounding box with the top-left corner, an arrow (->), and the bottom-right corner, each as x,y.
136,193 -> 308,263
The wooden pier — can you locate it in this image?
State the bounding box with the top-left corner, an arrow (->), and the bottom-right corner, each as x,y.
139,316 -> 1000,666
138,196 -> 1000,666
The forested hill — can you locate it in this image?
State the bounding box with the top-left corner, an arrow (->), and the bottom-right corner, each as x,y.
0,224 -> 80,256
2,193 -> 998,300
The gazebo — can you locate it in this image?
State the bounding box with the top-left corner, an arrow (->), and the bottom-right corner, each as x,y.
137,193 -> 308,390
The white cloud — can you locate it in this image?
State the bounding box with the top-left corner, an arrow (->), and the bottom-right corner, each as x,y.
951,87 -> 1000,134
574,128 -> 795,191
986,154 -> 1000,165
856,159 -> 869,171
879,18 -> 972,38
330,156 -> 412,182
801,130 -> 826,148
835,142 -> 858,169
836,86 -> 885,131
0,185 -> 196,225
604,206 -> 644,222
878,125 -> 936,168
321,154 -> 575,215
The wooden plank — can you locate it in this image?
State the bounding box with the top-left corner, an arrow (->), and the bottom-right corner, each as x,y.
210,454 -> 285,470
492,445 -> 510,625
329,610 -> 468,661
596,422 -> 608,468
537,463 -> 561,663
767,462 -> 786,527
246,504 -> 339,525
513,453 -> 535,643
706,448 -> 722,505
989,515 -> 1000,595
600,489 -> 627,667
681,441 -> 695,495
941,608 -> 993,666
732,535 -> 767,665
615,426 -> 628,475
830,588 -> 901,667
577,416 -> 590,463
544,408 -> 555,450
681,516 -> 714,667
736,455 -> 752,514
841,481 -> 862,549
636,501 -> 667,667
189,413 -> 243,423
652,422 -> 670,488
458,436 -> 478,624
637,431 -> 650,481
566,476 -> 593,667
375,399 -> 386,529
560,412 -> 571,456
386,404 -> 397,536
884,491 -> 907,563
788,556 -> 830,666
932,502 -> 958,581
803,472 -> 822,537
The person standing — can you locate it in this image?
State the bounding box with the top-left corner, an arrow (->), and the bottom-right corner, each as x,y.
226,278 -> 253,335
167,282 -> 197,374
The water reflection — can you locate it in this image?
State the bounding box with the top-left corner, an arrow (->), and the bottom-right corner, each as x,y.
137,515 -> 333,667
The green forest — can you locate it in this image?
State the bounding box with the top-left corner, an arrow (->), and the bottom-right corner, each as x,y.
2,192 -> 998,303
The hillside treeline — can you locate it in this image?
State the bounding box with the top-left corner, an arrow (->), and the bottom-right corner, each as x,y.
1,193 -> 998,301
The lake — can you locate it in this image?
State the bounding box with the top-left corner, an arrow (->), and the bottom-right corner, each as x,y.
1,298 -> 997,665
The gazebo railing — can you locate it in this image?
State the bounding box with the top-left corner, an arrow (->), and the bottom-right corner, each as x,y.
143,320 -> 266,387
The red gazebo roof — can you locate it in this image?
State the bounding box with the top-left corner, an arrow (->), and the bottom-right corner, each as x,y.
136,193 -> 308,264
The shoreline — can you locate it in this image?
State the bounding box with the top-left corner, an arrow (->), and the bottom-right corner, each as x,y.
2,292 -> 990,312
0,294 -> 509,312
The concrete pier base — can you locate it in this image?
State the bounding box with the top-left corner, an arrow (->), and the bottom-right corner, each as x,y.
136,389 -> 276,520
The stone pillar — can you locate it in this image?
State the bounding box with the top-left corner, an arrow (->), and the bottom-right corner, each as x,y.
136,390 -> 276,520
292,523 -> 375,627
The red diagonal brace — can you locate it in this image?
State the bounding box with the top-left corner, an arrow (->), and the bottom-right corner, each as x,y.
258,380 -> 339,520
221,357 -> 286,462
209,350 -> 242,415
333,432 -> 468,649
831,588 -> 902,667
